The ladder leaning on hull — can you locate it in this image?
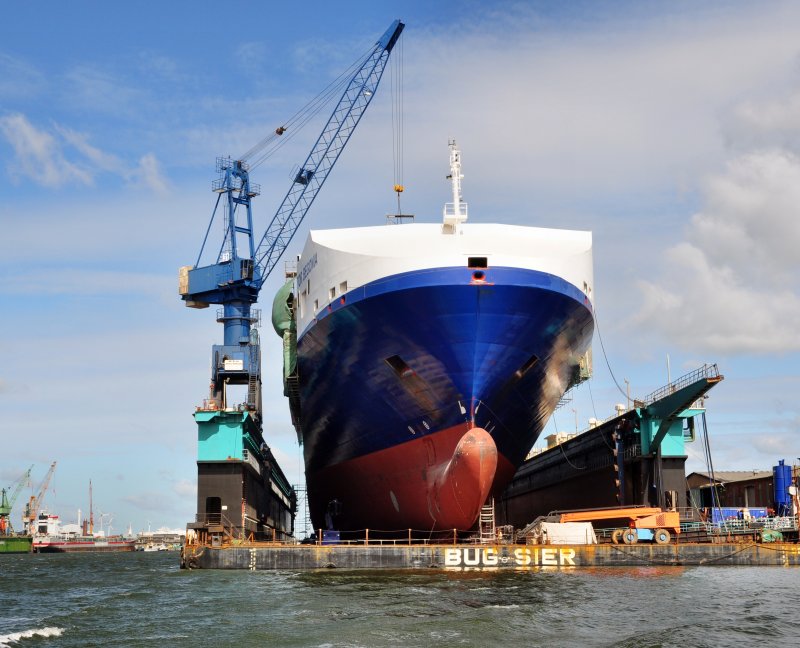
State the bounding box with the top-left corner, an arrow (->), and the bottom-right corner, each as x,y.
479,498 -> 496,543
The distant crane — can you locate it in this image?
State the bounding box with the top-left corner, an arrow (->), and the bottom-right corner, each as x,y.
0,465 -> 32,534
22,461 -> 56,535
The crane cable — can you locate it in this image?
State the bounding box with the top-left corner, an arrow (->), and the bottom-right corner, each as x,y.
390,32 -> 404,213
593,305 -> 631,403
239,44 -> 375,171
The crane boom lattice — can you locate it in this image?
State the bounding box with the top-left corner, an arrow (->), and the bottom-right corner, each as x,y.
253,27 -> 400,283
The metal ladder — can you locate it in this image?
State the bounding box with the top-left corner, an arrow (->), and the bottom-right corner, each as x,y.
479,498 -> 496,544
247,337 -> 260,413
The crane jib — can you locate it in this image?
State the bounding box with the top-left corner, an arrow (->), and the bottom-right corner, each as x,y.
251,19 -> 404,288
183,19 -> 404,307
379,20 -> 404,54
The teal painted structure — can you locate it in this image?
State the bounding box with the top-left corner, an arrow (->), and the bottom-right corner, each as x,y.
636,365 -> 723,458
638,404 -> 704,457
195,410 -> 260,462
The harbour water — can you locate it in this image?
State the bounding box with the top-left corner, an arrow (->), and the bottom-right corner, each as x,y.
1,552 -> 798,647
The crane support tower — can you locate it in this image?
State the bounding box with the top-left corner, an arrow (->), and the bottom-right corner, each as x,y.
180,20 -> 404,545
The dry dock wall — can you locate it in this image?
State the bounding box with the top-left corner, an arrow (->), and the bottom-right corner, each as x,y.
182,543 -> 800,570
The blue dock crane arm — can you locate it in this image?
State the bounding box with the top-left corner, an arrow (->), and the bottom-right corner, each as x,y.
252,19 -> 404,288
181,19 -> 404,306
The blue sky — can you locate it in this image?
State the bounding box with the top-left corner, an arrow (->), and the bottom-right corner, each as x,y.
2,1 -> 799,533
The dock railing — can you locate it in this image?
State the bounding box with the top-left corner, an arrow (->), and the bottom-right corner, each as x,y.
186,513 -> 798,549
189,512 -> 240,547
188,526 -> 517,548
309,528 -> 509,546
678,515 -> 799,540
641,363 -> 720,407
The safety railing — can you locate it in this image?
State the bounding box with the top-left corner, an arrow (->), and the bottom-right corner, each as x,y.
679,515 -> 798,537
189,525 -> 522,548
186,514 -> 799,549
641,363 -> 720,406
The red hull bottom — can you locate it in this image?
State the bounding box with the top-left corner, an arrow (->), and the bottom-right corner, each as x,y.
306,423 -> 516,532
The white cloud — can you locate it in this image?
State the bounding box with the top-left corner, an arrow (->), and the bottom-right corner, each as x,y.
123,491 -> 172,513
689,428 -> 800,471
0,114 -> 169,193
131,153 -> 168,194
172,478 -> 197,498
0,267 -> 169,297
137,51 -> 180,81
636,241 -> 800,353
55,124 -> 127,175
723,90 -> 800,151
387,6 -> 800,200
235,42 -> 267,76
752,432 -> 797,456
0,113 -> 92,187
693,150 -> 800,280
0,53 -> 45,99
56,126 -> 169,193
62,65 -> 144,118
635,103 -> 800,354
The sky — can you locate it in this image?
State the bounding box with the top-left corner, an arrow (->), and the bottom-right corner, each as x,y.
1,0 -> 799,534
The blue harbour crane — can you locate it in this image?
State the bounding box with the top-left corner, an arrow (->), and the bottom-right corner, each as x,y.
180,21 -> 404,542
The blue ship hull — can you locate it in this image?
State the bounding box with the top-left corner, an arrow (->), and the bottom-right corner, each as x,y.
296,265 -> 594,531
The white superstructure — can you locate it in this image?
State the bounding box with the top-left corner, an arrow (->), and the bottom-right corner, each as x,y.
294,223 -> 593,338
293,140 -> 593,337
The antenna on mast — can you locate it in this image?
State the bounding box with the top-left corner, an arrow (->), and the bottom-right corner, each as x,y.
443,139 -> 468,233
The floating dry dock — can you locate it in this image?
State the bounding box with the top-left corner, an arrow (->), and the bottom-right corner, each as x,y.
181,542 -> 800,570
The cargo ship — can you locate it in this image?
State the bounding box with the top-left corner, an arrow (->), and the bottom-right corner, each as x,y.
273,141 -> 594,533
31,514 -> 136,553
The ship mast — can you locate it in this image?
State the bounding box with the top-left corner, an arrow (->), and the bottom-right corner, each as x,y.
443,139 -> 468,233
89,480 -> 94,535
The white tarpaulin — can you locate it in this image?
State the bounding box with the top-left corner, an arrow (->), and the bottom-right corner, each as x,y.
529,522 -> 597,545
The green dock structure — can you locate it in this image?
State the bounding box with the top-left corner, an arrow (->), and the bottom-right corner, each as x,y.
0,536 -> 33,554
